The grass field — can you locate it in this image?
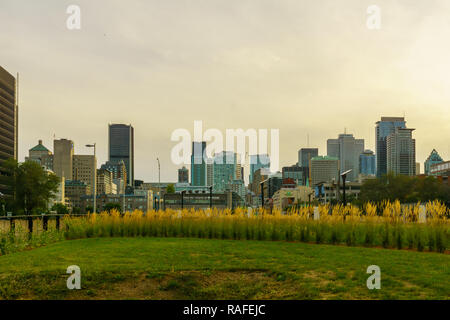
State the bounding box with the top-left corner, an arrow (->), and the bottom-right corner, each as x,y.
0,237 -> 448,300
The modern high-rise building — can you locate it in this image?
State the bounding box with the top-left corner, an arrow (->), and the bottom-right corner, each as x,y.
249,154 -> 270,184
206,158 -> 214,187
73,154 -> 97,193
298,148 -> 319,168
97,168 -> 114,195
191,141 -> 207,186
0,67 -> 18,195
282,165 -> 304,186
109,124 -> 134,186
53,139 -> 74,180
297,148 -> 318,183
359,150 -> 376,176
310,156 -> 339,186
101,160 -> 127,182
178,166 -> 189,183
213,151 -> 237,192
327,133 -> 364,181
386,128 -> 416,176
375,117 -> 406,177
424,149 -> 443,175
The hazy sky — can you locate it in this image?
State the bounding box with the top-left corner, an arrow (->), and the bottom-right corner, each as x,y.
1,0 -> 449,183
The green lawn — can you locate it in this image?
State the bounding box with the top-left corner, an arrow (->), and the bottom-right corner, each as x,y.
0,237 -> 448,300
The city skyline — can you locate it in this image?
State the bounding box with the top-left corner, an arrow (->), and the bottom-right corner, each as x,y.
1,0 -> 449,182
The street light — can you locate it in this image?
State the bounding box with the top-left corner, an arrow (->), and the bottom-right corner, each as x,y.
209,185 -> 213,209
157,158 -> 160,210
181,190 -> 186,209
86,143 -> 96,213
340,169 -> 352,206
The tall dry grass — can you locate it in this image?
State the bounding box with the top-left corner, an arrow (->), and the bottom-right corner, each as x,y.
62,200 -> 448,253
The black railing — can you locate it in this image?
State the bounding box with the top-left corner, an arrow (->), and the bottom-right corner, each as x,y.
0,214 -> 88,233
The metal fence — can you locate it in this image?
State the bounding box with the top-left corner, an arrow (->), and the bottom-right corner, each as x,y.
0,214 -> 88,234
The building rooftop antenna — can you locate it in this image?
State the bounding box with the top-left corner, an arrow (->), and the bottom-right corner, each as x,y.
307,133 -> 310,147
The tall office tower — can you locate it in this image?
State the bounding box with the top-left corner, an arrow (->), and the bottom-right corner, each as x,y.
0,67 -> 18,195
249,154 -> 270,184
101,160 -> 127,182
213,151 -> 237,192
310,156 -> 339,186
178,166 -> 189,183
327,134 -> 364,181
191,141 -> 207,186
235,154 -> 243,181
298,148 -> 319,168
359,150 -> 376,176
375,117 -> 406,177
72,154 -> 97,193
206,158 -> 214,187
282,165 -> 304,186
386,128 -> 416,176
53,139 -> 74,180
424,149 -> 443,175
109,123 -> 134,186
96,168 -> 114,195
298,148 -> 318,183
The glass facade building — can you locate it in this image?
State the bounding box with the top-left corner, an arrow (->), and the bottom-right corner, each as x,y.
213,151 -> 236,192
424,149 -> 443,175
375,117 -> 406,177
359,150 -> 376,176
249,154 -> 270,184
191,141 -> 207,186
108,124 -> 134,186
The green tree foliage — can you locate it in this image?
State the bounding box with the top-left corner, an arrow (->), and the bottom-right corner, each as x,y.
0,159 -> 60,215
104,202 -> 122,213
166,184 -> 175,194
51,203 -> 69,215
360,173 -> 450,203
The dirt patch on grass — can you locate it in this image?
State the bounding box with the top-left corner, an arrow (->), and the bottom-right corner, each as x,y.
59,270 -> 317,300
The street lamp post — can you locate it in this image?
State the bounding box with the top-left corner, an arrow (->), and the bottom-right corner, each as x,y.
157,158 -> 160,210
181,190 -> 186,209
86,143 -> 96,213
340,170 -> 352,207
209,186 -> 213,209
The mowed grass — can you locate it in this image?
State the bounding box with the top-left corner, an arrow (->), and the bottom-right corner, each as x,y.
0,237 -> 448,300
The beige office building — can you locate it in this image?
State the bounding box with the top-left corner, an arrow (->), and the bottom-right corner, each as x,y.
97,168 -> 114,195
73,154 -> 97,193
53,139 -> 74,180
310,156 -> 339,186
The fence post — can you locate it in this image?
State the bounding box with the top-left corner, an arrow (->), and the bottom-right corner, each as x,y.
42,214 -> 48,231
313,206 -> 320,220
27,216 -> 33,234
419,205 -> 426,223
56,215 -> 60,231
9,217 -> 15,234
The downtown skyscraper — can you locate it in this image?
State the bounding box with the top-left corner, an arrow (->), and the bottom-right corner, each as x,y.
386,127 -> 416,176
108,124 -> 134,186
327,134 -> 364,182
191,141 -> 207,186
375,117 -> 406,177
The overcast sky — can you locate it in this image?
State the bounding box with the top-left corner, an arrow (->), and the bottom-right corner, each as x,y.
1,0 -> 449,183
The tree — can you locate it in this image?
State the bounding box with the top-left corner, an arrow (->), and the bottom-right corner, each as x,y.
104,202 -> 121,213
0,159 -> 60,215
166,184 -> 175,194
360,173 -> 450,204
51,203 -> 69,215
